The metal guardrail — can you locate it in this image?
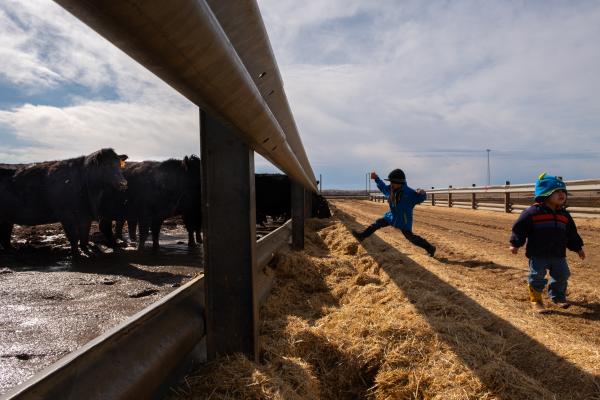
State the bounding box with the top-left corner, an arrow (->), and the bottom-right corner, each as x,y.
1,221 -> 292,400
369,179 -> 600,215
53,0 -> 316,192
206,1 -> 316,187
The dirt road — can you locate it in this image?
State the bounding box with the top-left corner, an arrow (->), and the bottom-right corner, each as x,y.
332,200 -> 600,396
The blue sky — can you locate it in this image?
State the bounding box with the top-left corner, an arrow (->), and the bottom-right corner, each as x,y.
1,0 -> 599,189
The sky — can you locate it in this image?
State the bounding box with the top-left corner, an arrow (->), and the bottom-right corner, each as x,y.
0,0 -> 599,189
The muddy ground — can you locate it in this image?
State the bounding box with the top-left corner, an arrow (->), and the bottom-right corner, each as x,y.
0,220 -> 203,395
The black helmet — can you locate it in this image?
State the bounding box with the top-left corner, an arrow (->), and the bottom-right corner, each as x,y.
385,169 -> 406,184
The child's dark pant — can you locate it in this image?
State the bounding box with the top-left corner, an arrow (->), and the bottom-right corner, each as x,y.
363,218 -> 434,252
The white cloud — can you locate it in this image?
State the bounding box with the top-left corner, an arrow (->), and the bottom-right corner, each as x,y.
0,0 -> 200,163
0,0 -> 599,190
258,0 -> 600,188
0,102 -> 199,162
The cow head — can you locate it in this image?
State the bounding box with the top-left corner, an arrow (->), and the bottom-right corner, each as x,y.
84,148 -> 128,191
183,155 -> 201,175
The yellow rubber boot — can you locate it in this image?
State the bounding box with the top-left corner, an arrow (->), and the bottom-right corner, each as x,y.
528,285 -> 546,313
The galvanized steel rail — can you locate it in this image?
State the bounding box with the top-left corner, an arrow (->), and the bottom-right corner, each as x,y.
2,221 -> 291,400
53,0 -> 316,192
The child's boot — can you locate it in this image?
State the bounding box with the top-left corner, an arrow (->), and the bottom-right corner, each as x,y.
552,298 -> 570,309
528,285 -> 546,313
427,244 -> 436,257
352,225 -> 377,242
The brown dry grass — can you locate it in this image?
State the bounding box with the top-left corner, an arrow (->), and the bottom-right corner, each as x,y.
171,205 -> 600,400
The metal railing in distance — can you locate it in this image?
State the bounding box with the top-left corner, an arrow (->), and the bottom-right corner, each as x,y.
2,276 -> 205,400
421,179 -> 600,215
427,179 -> 600,195
53,0 -> 316,192
368,180 -> 600,216
2,222 -> 293,399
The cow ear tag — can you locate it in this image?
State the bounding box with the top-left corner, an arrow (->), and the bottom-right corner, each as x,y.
120,159 -> 126,169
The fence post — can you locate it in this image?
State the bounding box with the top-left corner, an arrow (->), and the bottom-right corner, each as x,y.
319,174 -> 322,193
292,182 -> 305,249
471,184 -> 477,209
200,109 -> 258,362
448,185 -> 453,207
305,188 -> 313,218
431,187 -> 436,206
505,180 -> 512,213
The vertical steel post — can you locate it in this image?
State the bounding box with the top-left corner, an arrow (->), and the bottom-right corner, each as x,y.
471,184 -> 477,209
292,181 -> 305,250
431,187 -> 435,206
305,187 -> 313,218
319,174 -> 322,193
448,185 -> 453,207
200,110 -> 258,362
505,180 -> 512,213
486,149 -> 491,186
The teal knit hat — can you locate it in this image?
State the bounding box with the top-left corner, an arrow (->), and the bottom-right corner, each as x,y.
535,173 -> 567,201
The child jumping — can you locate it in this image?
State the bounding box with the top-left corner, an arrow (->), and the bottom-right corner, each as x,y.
510,173 -> 585,312
352,169 -> 436,257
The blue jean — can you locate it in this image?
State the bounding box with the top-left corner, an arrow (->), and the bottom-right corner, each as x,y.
528,256 -> 570,301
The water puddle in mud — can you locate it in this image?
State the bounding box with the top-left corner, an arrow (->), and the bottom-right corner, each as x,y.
0,222 -> 203,395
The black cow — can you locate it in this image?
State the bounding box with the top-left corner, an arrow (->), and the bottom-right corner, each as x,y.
311,193 -> 332,218
0,149 -> 128,256
255,173 -> 331,224
100,156 -> 201,251
255,174 -> 291,225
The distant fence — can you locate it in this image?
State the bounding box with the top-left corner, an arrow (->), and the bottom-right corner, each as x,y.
370,179 -> 600,216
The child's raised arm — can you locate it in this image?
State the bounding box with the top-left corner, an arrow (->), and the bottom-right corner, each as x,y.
412,188 -> 427,205
372,172 -> 390,197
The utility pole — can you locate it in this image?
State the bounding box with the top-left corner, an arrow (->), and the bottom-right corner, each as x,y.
365,172 -> 368,194
486,149 -> 491,186
319,174 -> 322,193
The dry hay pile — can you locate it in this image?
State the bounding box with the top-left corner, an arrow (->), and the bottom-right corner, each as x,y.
171,217 -> 561,399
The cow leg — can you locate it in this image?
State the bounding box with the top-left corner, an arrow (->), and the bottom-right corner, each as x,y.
187,228 -> 196,247
61,220 -> 82,257
79,220 -> 92,254
0,223 -> 14,251
127,218 -> 138,242
137,219 -> 150,251
99,218 -> 116,247
151,219 -> 162,250
114,219 -> 125,242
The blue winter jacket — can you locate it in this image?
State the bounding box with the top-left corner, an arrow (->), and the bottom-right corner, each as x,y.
375,176 -> 426,231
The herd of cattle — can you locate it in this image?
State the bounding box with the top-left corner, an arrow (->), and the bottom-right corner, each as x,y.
0,148 -> 330,257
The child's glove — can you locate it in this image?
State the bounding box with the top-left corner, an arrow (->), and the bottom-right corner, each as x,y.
510,246 -> 519,254
416,189 -> 426,195
370,172 -> 378,179
577,249 -> 586,260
